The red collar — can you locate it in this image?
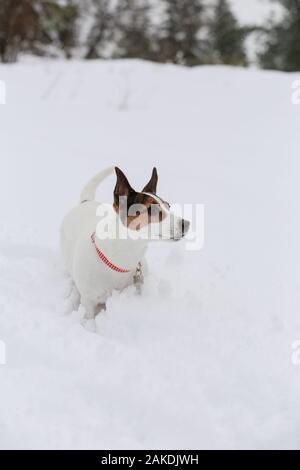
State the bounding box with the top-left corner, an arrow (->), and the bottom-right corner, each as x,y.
91,232 -> 130,273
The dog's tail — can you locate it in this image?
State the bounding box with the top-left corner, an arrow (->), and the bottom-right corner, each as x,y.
80,166 -> 115,203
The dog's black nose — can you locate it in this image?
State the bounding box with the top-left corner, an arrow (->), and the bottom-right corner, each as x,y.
182,219 -> 190,236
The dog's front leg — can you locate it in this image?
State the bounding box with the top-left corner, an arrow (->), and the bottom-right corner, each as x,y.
81,300 -> 106,332
70,283 -> 81,312
64,282 -> 81,314
81,298 -> 98,320
81,298 -> 106,320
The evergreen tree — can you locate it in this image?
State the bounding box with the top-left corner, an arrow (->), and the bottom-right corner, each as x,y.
85,0 -> 113,59
39,0 -> 79,59
158,0 -> 204,66
0,0 -> 39,63
0,0 -> 79,62
259,0 -> 300,71
209,0 -> 248,66
113,0 -> 152,60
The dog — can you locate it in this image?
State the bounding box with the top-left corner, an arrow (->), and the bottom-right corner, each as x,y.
61,167 -> 190,319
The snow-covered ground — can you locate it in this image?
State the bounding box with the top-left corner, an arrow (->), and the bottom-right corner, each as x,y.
0,59 -> 299,450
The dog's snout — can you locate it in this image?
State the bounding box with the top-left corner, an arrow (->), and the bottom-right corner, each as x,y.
181,219 -> 190,236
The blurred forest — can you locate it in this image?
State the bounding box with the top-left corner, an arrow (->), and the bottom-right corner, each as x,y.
0,0 -> 299,71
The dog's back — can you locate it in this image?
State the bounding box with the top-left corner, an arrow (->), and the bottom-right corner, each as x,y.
61,201 -> 99,275
61,166 -> 115,275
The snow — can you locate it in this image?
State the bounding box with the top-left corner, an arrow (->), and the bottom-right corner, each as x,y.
230,0 -> 281,25
0,58 -> 300,450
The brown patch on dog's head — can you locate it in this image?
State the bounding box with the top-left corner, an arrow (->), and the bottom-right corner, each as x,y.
113,167 -> 168,231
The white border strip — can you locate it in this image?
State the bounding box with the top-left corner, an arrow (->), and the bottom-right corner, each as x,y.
0,80 -> 6,105
0,340 -> 6,365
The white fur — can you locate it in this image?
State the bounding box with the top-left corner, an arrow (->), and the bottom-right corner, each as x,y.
80,166 -> 115,203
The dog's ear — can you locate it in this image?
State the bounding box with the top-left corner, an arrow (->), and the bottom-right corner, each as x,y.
114,167 -> 135,206
142,167 -> 158,194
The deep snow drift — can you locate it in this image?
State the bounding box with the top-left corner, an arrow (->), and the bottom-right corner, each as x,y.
0,59 -> 299,449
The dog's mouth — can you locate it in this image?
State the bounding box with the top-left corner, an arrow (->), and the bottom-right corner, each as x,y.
158,234 -> 185,242
172,235 -> 186,242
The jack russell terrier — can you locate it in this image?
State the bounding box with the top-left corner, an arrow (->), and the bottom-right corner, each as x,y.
61,167 -> 190,319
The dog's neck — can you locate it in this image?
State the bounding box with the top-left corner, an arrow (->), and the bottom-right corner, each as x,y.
94,204 -> 149,271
